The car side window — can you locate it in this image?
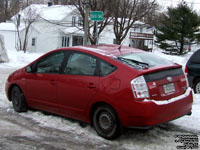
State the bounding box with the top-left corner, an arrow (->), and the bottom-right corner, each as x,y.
35,51 -> 65,74
190,50 -> 200,63
99,60 -> 117,76
64,52 -> 97,76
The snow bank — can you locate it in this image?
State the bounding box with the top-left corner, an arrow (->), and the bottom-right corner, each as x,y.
0,49 -> 43,69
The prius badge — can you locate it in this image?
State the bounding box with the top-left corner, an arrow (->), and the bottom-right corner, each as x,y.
167,77 -> 173,82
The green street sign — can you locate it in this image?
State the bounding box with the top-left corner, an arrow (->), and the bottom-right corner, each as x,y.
90,11 -> 104,21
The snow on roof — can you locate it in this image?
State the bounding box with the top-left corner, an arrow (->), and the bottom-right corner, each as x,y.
40,5 -> 76,21
0,22 -> 25,31
62,27 -> 84,35
0,23 -> 16,31
12,4 -> 77,21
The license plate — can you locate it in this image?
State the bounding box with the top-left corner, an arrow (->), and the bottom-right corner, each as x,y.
163,83 -> 175,94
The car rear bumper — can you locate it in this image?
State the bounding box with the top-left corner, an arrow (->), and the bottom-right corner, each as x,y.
118,88 -> 193,127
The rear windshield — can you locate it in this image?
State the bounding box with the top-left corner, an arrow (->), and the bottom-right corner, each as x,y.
116,52 -> 173,69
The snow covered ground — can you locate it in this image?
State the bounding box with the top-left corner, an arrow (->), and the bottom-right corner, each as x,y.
0,48 -> 199,149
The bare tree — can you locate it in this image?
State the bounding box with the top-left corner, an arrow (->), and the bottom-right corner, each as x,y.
14,6 -> 39,53
112,0 -> 158,45
0,0 -> 24,22
71,0 -> 113,45
142,5 -> 163,27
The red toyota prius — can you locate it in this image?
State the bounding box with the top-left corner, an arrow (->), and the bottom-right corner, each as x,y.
5,44 -> 193,139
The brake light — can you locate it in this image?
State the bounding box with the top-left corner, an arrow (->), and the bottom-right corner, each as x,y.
185,66 -> 188,76
131,76 -> 149,99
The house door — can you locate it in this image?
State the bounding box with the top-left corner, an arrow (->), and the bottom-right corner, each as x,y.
72,36 -> 83,46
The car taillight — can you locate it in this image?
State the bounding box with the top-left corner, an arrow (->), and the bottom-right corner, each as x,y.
131,76 -> 149,99
185,66 -> 188,76
183,67 -> 189,87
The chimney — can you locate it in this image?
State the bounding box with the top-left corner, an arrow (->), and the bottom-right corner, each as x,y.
48,2 -> 53,7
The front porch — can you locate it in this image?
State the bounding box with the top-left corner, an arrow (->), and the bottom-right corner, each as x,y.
129,32 -> 154,51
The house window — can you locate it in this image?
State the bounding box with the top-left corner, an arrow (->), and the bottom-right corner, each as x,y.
62,36 -> 70,47
72,16 -> 76,27
32,38 -> 36,46
78,17 -> 83,26
113,39 -> 117,44
72,36 -> 83,46
140,27 -> 143,33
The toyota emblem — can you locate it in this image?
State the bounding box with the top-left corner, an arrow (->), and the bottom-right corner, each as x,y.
167,77 -> 173,82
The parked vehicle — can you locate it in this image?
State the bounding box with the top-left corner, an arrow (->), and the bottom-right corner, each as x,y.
185,49 -> 200,93
5,44 -> 193,139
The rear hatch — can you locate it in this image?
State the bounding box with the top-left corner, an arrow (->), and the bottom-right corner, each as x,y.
116,51 -> 188,101
143,66 -> 187,100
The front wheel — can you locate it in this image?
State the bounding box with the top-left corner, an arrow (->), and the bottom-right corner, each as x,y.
194,79 -> 200,94
11,86 -> 27,112
92,105 -> 122,140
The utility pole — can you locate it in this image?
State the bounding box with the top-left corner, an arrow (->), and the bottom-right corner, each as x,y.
95,21 -> 98,45
83,0 -> 90,45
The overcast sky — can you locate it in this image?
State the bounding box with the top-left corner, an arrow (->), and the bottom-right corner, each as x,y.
157,0 -> 200,13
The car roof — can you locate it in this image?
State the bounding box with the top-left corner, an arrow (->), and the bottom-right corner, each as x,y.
71,44 -> 144,57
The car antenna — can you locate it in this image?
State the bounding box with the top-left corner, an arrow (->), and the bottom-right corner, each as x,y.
118,39 -> 125,53
118,45 -> 122,53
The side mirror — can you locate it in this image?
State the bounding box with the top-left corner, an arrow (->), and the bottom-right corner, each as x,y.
25,66 -> 32,73
26,63 -> 37,73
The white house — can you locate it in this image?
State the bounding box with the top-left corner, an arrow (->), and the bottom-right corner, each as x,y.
11,4 -> 83,53
0,4 -> 154,53
0,22 -> 19,50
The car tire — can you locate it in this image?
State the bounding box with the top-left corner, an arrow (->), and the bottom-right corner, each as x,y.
92,104 -> 122,140
194,79 -> 200,94
11,86 -> 27,112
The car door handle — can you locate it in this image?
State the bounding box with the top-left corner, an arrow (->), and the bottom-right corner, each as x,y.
88,83 -> 96,89
50,80 -> 57,85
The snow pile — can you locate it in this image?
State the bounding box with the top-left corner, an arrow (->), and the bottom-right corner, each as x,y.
0,35 -> 9,63
0,49 -> 43,69
152,49 -> 191,68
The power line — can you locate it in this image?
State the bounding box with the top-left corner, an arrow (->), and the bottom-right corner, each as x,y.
162,0 -> 200,4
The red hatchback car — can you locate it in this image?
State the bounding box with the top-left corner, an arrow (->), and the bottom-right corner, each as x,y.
5,44 -> 193,139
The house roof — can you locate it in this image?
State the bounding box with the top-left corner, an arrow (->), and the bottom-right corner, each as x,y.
12,4 -> 77,21
61,27 -> 84,35
0,22 -> 25,31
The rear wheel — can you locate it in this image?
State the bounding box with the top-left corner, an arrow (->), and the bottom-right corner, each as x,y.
11,86 -> 27,112
194,79 -> 200,94
92,104 -> 122,140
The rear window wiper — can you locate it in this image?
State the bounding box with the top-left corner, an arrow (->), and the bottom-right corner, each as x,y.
117,57 -> 149,69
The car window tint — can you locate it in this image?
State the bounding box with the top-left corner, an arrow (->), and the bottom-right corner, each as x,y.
120,52 -> 172,67
190,50 -> 200,63
36,51 -> 65,74
64,53 -> 97,76
100,60 -> 117,76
